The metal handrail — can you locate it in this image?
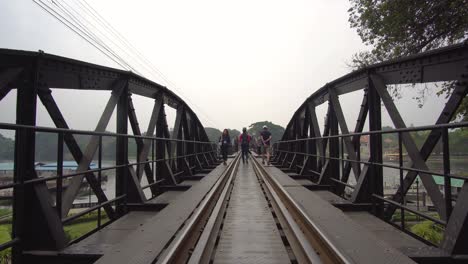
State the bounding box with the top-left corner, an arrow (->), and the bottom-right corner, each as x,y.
275,122 -> 468,144
272,149 -> 467,180
0,122 -> 215,143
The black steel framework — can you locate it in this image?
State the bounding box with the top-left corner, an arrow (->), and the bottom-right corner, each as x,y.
273,42 -> 468,255
0,48 -> 218,262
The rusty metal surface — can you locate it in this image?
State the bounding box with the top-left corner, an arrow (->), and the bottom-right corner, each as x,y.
213,163 -> 290,264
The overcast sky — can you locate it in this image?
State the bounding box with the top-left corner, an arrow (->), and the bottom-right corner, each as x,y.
0,0 -> 449,136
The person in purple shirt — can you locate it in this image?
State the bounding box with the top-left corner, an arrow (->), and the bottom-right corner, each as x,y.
260,125 -> 272,165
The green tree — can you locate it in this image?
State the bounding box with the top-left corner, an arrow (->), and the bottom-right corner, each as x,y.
205,127 -> 223,143
227,129 -> 241,139
0,133 -> 14,161
247,121 -> 285,144
348,0 -> 468,120
348,0 -> 468,61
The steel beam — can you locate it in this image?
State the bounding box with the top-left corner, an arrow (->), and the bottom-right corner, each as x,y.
327,101 -> 340,190
438,77 -> 468,255
336,89 -> 368,195
127,94 -> 157,195
0,67 -> 22,101
61,80 -> 126,217
172,106 -> 184,174
328,88 -> 361,180
155,103 -> 177,185
442,181 -> 468,254
181,109 -> 194,176
385,82 -> 468,219
37,88 -> 115,219
307,103 -> 325,167
135,95 -> 163,181
371,74 -> 446,220
14,66 -> 67,257
116,85 -> 129,213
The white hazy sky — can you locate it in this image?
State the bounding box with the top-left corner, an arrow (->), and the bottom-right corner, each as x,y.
0,0 -> 449,135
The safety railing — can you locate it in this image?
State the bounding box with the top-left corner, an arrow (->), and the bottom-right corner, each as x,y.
0,122 -> 217,257
273,121 -> 467,245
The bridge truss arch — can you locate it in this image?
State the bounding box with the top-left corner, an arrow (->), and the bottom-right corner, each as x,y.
0,49 -> 218,259
275,42 -> 468,255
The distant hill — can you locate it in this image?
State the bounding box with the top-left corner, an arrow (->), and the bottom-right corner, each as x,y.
204,127 -> 240,143
205,121 -> 285,144
248,121 -> 285,143
205,127 -> 222,143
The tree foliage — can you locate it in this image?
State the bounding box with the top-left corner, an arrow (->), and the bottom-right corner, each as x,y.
247,121 -> 285,143
0,134 -> 14,161
348,0 -> 468,120
349,0 -> 468,61
205,122 -> 285,144
205,127 -> 222,143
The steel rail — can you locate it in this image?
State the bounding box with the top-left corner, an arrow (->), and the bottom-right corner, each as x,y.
251,157 -> 323,264
155,154 -> 241,264
251,157 -> 354,264
187,155 -> 239,264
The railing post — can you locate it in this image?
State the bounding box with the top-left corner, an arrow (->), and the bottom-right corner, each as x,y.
398,132 -> 405,230
98,136 -> 103,227
13,63 -> 67,259
116,82 -> 129,216
442,128 -> 452,218
328,100 -> 340,191
56,133 -> 64,219
368,75 -> 383,216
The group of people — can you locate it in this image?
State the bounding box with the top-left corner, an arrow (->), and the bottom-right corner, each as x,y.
218,126 -> 272,165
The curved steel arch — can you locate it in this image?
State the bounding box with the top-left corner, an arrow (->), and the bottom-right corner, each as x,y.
0,48 -> 218,254
275,42 -> 468,254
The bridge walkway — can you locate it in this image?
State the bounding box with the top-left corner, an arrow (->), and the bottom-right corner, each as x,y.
212,161 -> 291,263
48,155 -> 427,264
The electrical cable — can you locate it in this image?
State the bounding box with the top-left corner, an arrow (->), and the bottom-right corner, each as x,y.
33,0 -> 221,128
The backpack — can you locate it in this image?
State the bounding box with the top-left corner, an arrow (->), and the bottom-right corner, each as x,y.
241,133 -> 249,146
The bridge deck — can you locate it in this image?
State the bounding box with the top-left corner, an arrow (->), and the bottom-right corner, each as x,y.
213,162 -> 291,263
263,163 -> 416,264
54,157 -> 434,263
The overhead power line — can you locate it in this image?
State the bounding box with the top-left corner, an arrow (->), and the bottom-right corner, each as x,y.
32,0 -> 221,128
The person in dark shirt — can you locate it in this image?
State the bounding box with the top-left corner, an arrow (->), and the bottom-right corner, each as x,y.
260,125 -> 272,165
239,127 -> 251,164
219,129 -> 231,165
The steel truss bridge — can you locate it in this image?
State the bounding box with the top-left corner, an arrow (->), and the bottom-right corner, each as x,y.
0,42 -> 467,263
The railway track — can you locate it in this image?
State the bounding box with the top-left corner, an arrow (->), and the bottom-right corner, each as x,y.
155,154 -> 352,264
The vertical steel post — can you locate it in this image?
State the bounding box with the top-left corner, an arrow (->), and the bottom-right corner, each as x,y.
398,132 -> 405,230
328,100 -> 340,191
442,128 -> 452,218
56,133 -> 64,219
368,75 -> 383,216
13,63 -> 67,260
116,84 -> 128,216
98,136 -> 102,228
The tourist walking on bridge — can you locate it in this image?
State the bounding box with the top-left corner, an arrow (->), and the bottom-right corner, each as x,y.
239,127 -> 251,164
219,129 -> 231,165
261,125 -> 272,165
